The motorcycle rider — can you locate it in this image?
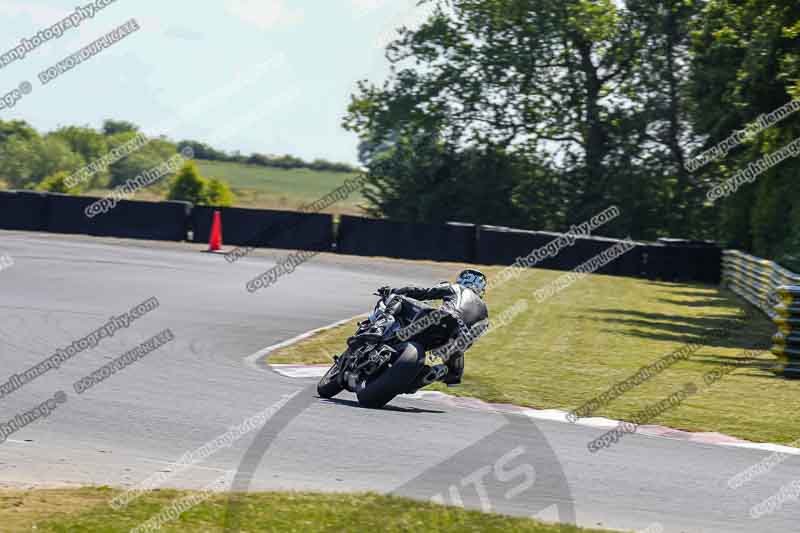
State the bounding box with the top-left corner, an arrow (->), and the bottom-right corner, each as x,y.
363,269 -> 490,386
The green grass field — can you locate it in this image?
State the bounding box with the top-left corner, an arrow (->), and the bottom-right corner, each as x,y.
0,488 -> 612,532
77,160 -> 366,214
195,161 -> 364,213
268,264 -> 798,445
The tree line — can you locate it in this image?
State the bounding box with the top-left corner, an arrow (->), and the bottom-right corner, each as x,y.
177,140 -> 358,173
0,118 -> 359,194
344,0 -> 800,268
0,119 -> 234,206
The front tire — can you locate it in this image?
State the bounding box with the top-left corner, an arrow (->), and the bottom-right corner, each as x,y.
317,361 -> 344,399
356,342 -> 425,408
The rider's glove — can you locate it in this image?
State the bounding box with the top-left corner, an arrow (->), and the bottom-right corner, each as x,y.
375,286 -> 392,299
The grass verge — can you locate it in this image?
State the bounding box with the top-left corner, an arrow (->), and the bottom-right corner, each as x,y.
267,265 -> 797,445
0,488 -> 613,532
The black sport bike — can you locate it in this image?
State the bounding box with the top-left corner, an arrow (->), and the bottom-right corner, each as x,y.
317,291 -> 459,408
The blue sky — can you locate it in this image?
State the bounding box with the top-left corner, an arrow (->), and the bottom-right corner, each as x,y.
0,0 -> 433,164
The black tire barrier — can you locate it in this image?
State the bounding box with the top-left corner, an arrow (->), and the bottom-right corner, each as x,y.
556,234 -> 640,276
475,225 -> 550,266
43,194 -> 191,241
0,190 -> 48,231
639,242 -> 721,283
606,236 -> 645,277
191,206 -> 334,252
656,238 -> 722,284
337,215 -> 476,263
0,189 -> 724,284
639,244 -> 670,280
476,225 -> 623,273
475,226 -> 715,282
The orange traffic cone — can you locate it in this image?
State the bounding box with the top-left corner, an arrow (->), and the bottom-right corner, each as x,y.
208,210 -> 223,252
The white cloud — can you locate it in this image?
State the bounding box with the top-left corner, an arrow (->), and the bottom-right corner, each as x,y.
225,0 -> 303,30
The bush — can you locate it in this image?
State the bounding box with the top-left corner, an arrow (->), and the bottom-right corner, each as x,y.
166,162 -> 236,206
167,162 -> 207,204
204,178 -> 235,207
36,171 -> 79,194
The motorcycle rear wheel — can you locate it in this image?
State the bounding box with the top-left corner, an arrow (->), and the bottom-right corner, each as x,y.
356,342 -> 425,409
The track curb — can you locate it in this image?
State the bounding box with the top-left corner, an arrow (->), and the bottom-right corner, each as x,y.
249,317 -> 800,456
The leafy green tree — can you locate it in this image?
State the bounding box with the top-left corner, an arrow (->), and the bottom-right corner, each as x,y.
177,140 -> 228,161
0,137 -> 39,187
359,129 -> 531,226
343,0 -> 797,253
0,136 -> 83,188
79,130 -> 141,189
345,0 -> 652,226
0,120 -> 38,145
108,137 -> 177,188
167,161 -> 208,204
359,130 -> 460,222
51,126 -> 108,163
618,0 -> 705,238
690,0 -> 800,255
203,178 -> 235,207
102,119 -> 139,136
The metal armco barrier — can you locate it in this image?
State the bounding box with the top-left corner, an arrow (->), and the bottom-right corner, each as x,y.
722,250 -> 800,376
772,286 -> 800,377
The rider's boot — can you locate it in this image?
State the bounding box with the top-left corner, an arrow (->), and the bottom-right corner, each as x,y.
407,364 -> 448,394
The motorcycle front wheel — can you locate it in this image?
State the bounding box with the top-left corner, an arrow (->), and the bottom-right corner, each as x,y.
317,359 -> 344,399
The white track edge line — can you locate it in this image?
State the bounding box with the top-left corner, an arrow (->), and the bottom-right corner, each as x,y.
243,313 -> 367,372
245,316 -> 800,455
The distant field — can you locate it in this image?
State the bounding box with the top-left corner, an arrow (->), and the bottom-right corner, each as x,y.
72,160 -> 367,214
195,161 -> 365,213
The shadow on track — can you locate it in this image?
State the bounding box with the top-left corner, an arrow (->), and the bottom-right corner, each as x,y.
321,396 -> 446,414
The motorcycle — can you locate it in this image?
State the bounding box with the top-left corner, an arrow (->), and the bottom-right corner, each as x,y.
317,290 -> 459,408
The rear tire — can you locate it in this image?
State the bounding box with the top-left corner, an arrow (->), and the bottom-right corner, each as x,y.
317,362 -> 344,399
356,342 -> 425,409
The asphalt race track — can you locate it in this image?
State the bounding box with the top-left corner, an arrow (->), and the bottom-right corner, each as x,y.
1,231 -> 798,532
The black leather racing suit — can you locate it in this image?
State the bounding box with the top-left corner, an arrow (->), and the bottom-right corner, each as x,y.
387,282 -> 490,384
